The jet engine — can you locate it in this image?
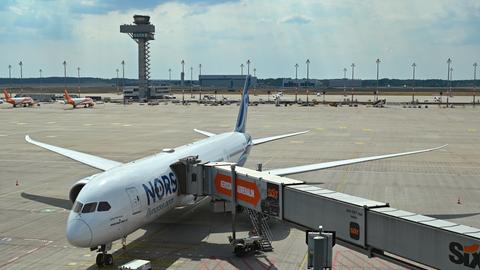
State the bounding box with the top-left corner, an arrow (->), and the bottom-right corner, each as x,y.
69,174 -> 98,202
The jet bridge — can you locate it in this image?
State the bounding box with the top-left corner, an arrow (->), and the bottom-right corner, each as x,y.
173,158 -> 480,270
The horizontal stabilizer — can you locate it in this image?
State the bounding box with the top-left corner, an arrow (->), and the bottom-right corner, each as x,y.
193,129 -> 216,137
252,130 -> 309,145
25,135 -> 122,171
266,144 -> 448,176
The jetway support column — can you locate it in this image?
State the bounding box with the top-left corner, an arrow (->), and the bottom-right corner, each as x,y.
230,164 -> 237,241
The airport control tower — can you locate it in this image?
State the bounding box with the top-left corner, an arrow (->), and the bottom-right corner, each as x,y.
120,15 -> 155,100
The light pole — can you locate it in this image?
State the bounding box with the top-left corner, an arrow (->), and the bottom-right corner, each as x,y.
376,58 -> 380,102
450,67 -> 453,95
253,68 -> 256,77
294,63 -> 299,80
63,60 -> 67,89
412,62 -> 416,103
19,61 -> 23,91
168,68 -> 172,81
343,67 -> 347,96
351,63 -> 355,80
446,58 -> 452,96
39,69 -> 43,91
77,67 -> 81,94
121,60 -> 125,88
305,59 -> 310,88
116,68 -> 119,92
246,60 -> 251,75
181,59 -> 185,86
199,64 -> 202,100
190,66 -> 193,98
474,62 -> 478,106
351,63 -> 355,103
8,65 -> 11,79
240,63 -> 244,75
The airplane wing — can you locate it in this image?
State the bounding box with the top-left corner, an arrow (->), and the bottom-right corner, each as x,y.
25,135 -> 122,171
265,144 -> 447,176
193,129 -> 216,137
252,130 -> 309,146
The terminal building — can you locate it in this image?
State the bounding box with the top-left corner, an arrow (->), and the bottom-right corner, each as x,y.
282,78 -> 323,88
328,79 -> 362,88
123,86 -> 170,100
199,75 -> 257,89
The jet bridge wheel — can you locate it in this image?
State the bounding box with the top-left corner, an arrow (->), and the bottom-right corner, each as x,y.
96,253 -> 113,266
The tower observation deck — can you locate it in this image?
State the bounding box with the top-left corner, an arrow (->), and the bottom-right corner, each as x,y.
120,15 -> 155,100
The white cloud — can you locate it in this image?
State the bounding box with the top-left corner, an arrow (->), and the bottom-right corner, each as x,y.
0,0 -> 479,79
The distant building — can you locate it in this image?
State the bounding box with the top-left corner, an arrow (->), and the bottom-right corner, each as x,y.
282,78 -> 322,88
199,75 -> 257,89
124,86 -> 170,100
328,79 -> 362,88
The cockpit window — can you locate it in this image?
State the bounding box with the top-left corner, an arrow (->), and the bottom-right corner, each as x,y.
97,201 -> 111,212
73,202 -> 83,213
81,202 -> 97,213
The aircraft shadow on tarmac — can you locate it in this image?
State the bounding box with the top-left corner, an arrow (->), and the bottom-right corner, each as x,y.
21,192 -> 72,210
84,198 -> 287,270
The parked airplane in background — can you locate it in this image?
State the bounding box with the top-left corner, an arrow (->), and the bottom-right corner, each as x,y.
3,90 -> 34,107
26,76 -> 446,266
64,90 -> 94,108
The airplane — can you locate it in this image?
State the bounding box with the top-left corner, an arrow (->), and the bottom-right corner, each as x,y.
3,90 -> 34,107
64,90 -> 94,108
25,76 -> 446,266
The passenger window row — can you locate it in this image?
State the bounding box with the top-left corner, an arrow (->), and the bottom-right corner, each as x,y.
72,201 -> 111,213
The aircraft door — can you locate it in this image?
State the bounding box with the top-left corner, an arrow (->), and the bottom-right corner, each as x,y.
125,187 -> 142,215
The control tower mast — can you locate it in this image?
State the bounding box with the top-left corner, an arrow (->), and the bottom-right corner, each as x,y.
120,15 -> 155,100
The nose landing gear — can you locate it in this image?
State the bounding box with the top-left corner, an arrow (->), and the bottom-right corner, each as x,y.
95,243 -> 113,267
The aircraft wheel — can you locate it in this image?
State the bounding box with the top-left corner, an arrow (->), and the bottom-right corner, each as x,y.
96,253 -> 104,267
104,254 -> 113,265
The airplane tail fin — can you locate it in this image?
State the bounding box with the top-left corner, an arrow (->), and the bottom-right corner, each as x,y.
64,89 -> 72,102
3,90 -> 10,100
234,75 -> 251,133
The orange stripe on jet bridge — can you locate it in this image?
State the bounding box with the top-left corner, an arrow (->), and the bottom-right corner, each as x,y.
214,173 -> 260,206
463,244 -> 480,253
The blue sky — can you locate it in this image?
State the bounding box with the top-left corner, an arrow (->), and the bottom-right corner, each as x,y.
0,0 -> 479,79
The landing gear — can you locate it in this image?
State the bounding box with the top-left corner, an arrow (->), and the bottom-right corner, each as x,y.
95,243 -> 113,267
121,236 -> 127,249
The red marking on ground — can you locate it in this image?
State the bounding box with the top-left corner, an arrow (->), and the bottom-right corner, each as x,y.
345,250 -> 396,270
337,249 -> 370,269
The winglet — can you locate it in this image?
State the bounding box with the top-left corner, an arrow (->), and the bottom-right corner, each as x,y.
193,129 -> 216,137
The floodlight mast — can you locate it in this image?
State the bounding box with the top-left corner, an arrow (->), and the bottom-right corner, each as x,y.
120,15 -> 155,100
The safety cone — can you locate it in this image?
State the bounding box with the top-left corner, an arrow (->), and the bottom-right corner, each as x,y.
16,180 -> 19,186
457,197 -> 461,204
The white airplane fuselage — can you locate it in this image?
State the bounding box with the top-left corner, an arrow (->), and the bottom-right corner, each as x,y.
68,97 -> 94,107
67,132 -> 251,248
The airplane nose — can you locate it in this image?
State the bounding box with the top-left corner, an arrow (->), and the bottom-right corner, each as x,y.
66,219 -> 92,247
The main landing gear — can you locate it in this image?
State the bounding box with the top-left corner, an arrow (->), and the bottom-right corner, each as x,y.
94,243 -> 113,267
